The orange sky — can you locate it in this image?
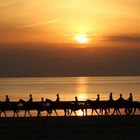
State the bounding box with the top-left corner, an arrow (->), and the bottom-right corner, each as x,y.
0,0 -> 140,45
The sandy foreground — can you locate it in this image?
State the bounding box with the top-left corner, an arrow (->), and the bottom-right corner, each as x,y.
0,115 -> 140,140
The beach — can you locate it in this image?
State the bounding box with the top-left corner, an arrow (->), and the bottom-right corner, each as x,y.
0,115 -> 140,140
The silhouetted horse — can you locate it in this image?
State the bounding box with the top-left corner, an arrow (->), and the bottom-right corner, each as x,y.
85,100 -> 110,115
125,101 -> 140,115
68,102 -> 85,116
18,99 -> 35,117
44,99 -> 58,116
107,99 -> 139,115
0,101 -> 19,117
37,99 -> 58,116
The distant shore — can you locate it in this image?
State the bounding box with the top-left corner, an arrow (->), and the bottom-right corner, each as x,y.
0,115 -> 140,140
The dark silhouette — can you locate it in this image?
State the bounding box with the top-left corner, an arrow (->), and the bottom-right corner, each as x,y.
125,93 -> 133,114
18,99 -> 32,117
96,94 -> 100,102
128,93 -> 133,102
41,97 -> 44,104
45,98 -> 58,116
69,96 -> 85,116
56,94 -> 60,102
109,92 -> 113,101
85,99 -> 101,115
75,96 -> 78,104
0,93 -> 139,117
117,94 -> 125,102
0,100 -> 19,117
28,94 -> 33,102
5,95 -> 10,103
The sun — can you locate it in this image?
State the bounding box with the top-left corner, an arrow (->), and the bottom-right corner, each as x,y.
75,34 -> 88,44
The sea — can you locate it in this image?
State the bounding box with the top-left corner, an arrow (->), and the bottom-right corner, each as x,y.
0,76 -> 140,116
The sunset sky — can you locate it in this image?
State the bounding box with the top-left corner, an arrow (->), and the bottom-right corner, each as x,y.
0,0 -> 140,76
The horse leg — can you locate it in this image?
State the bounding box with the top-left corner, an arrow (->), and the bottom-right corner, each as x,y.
16,111 -> 19,117
105,109 -> 108,115
4,111 -> 6,117
0,110 -> 2,117
91,109 -> 94,115
132,107 -> 136,115
24,110 -> 27,117
66,109 -> 69,116
111,108 -> 115,115
81,109 -> 84,116
117,109 -> 121,115
54,109 -> 58,116
37,110 -> 41,117
74,110 -> 77,116
13,111 -> 15,117
69,110 -> 72,116
95,109 -> 100,115
64,109 -> 68,116
67,109 -> 70,116
28,110 -> 32,117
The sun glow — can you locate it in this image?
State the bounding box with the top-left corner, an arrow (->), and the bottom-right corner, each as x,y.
75,34 -> 88,44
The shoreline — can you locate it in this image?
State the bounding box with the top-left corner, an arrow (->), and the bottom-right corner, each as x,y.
0,115 -> 140,140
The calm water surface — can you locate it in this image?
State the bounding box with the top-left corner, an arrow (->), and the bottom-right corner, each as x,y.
0,76 -> 140,101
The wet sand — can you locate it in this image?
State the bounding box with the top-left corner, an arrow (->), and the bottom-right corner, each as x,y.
0,115 -> 140,140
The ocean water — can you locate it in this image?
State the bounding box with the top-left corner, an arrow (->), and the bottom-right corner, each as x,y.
0,76 -> 140,116
0,76 -> 140,102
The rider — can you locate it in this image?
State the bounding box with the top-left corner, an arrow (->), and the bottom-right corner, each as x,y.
40,97 -> 45,105
127,93 -> 133,114
96,94 -> 100,102
5,95 -> 10,103
109,92 -> 113,101
56,94 -> 60,102
117,94 -> 125,102
75,96 -> 78,103
28,94 -> 33,102
127,93 -> 133,102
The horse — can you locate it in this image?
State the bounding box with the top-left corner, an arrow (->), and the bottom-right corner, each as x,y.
68,102 -> 85,116
125,101 -> 140,115
110,99 -> 131,115
44,99 -> 58,116
85,100 -> 110,116
36,99 -> 58,117
0,101 -> 19,117
18,99 -> 34,117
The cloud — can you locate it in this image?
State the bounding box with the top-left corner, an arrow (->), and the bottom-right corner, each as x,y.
17,19 -> 60,29
105,35 -> 140,42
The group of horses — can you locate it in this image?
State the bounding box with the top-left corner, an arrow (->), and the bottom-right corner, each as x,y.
0,98 -> 140,117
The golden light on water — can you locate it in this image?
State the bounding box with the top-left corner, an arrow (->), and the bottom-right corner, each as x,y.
76,77 -> 88,116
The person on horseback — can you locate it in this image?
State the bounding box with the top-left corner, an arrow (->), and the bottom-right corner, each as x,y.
5,95 -> 10,103
127,93 -> 133,102
109,92 -> 114,101
56,94 -> 60,102
40,97 -> 45,105
117,94 -> 125,102
28,94 -> 33,102
75,96 -> 78,104
127,93 -> 133,114
96,94 -> 100,102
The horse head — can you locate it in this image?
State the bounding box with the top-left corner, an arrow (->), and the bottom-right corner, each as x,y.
18,99 -> 26,105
